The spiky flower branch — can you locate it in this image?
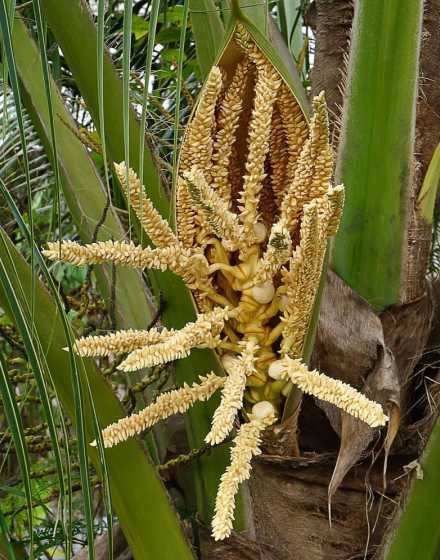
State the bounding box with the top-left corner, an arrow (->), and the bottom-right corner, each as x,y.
44,24 -> 388,540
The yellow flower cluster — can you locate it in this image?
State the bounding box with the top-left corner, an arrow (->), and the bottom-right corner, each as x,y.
45,23 -> 387,542
255,219 -> 292,284
44,240 -> 182,271
268,108 -> 288,206
277,83 -> 309,185
178,66 -> 223,246
280,185 -> 345,358
279,92 -> 334,232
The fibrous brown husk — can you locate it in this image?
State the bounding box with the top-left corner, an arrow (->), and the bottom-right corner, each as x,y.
247,456 -> 406,560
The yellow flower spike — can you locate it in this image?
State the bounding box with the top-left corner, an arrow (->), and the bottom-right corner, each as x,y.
179,66 -> 223,177
43,240 -> 210,289
113,162 -> 177,248
211,58 -> 251,203
176,179 -> 198,251
269,108 -> 289,207
255,219 -> 292,284
326,184 -> 345,237
237,59 -> 282,250
277,82 -> 309,185
178,66 -> 224,247
70,327 -> 174,358
279,91 -> 334,232
274,357 -> 388,428
280,187 -> 343,358
205,341 -> 257,445
117,307 -> 232,372
211,410 -> 276,541
91,374 -> 224,448
183,166 -> 244,251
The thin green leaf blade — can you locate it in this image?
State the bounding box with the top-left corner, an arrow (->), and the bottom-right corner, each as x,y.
0,354 -> 32,558
277,0 -> 303,60
30,0 -> 62,237
122,0 -> 133,234
189,0 -> 225,79
171,0 -> 189,198
138,0 -> 160,228
40,0 -> 164,213
0,0 -> 34,271
85,378 -> 113,560
386,418 -> 440,559
418,143 -> 440,225
96,0 -> 112,235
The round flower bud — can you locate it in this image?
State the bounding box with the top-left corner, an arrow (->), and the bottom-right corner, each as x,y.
268,360 -> 286,380
252,400 -> 276,419
253,222 -> 267,243
221,353 -> 237,373
251,281 -> 275,304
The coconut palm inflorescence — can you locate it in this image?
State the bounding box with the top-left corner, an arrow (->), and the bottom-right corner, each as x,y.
43,24 -> 388,540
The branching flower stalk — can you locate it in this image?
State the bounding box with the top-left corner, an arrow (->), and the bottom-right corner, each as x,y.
91,374 -> 224,448
44,24 -> 388,540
